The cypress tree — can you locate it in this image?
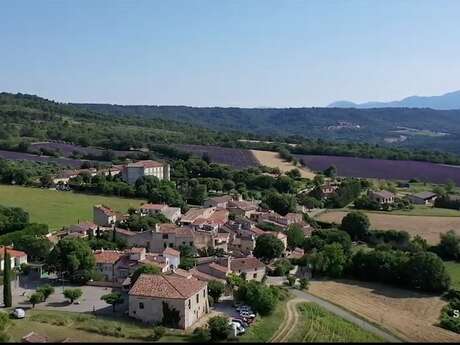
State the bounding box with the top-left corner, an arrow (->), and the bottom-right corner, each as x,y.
3,247 -> 12,307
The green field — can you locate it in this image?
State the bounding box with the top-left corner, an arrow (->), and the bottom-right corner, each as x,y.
6,309 -> 188,343
0,185 -> 145,230
289,303 -> 384,342
338,204 -> 460,217
445,261 -> 460,290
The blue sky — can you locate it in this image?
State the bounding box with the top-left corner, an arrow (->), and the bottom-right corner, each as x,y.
1,0 -> 459,107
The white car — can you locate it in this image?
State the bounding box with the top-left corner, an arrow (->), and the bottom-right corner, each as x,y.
12,308 -> 25,319
240,311 -> 256,318
230,321 -> 245,336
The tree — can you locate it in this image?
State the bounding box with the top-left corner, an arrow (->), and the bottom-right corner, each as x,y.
29,292 -> 44,308
286,168 -> 301,180
131,264 -> 161,284
208,315 -> 232,342
341,211 -> 370,241
432,230 -> 460,261
286,224 -> 305,250
101,292 -> 124,312
36,284 -> 55,301
253,234 -> 284,262
310,243 -> 347,278
46,238 -> 95,283
236,280 -> 278,315
404,252 -> 450,293
323,165 -> 337,178
3,248 -> 12,307
63,288 -> 83,304
262,191 -> 297,216
273,258 -> 294,276
208,280 -> 225,303
299,277 -> 310,290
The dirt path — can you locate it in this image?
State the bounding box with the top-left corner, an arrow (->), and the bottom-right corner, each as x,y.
270,298 -> 303,342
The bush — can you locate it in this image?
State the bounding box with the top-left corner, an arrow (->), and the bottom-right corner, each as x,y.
273,259 -> 294,276
149,326 -> 166,341
192,327 -> 211,342
208,316 -> 232,342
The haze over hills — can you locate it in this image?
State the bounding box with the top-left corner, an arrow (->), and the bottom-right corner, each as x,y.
329,90 -> 460,110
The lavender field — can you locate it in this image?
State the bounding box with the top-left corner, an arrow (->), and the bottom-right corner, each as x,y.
30,141 -> 135,158
177,144 -> 260,169
295,154 -> 460,185
0,149 -> 88,168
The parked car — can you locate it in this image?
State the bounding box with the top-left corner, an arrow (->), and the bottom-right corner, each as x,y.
240,311 -> 256,318
232,318 -> 248,328
12,308 -> 25,319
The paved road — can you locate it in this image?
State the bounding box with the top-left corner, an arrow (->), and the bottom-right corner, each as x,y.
290,289 -> 402,343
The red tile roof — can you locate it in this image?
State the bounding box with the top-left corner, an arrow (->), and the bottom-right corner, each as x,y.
127,160 -> 165,168
231,257 -> 265,272
141,203 -> 167,211
0,246 -> 27,258
94,250 -> 123,264
129,274 -> 206,299
163,247 -> 180,257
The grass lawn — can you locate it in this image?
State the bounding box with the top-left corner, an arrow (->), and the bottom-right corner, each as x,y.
445,261 -> 460,290
240,297 -> 289,342
6,309 -> 189,343
288,303 -> 384,342
0,184 -> 146,230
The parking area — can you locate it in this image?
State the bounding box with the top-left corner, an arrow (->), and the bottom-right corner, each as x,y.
1,276 -> 128,315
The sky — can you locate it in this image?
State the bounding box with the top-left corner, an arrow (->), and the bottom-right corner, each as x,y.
1,0 -> 460,107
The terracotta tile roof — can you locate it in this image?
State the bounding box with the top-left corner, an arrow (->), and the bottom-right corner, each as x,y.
129,274 -> 206,299
231,257 -> 265,272
182,208 -> 210,223
0,246 -> 27,258
94,250 -> 123,264
228,200 -> 258,211
126,160 -> 165,168
141,203 -> 167,211
128,247 -> 146,254
163,247 -> 180,257
206,195 -> 233,204
22,332 -> 49,343
209,262 -> 229,273
115,227 -> 136,236
371,190 -> 395,199
190,268 -> 226,283
250,227 -> 267,236
94,204 -> 115,216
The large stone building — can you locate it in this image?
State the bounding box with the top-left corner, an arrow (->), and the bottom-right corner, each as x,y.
121,160 -> 170,184
129,273 -> 209,329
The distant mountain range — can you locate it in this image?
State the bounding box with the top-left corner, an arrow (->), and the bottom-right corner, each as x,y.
328,90 -> 460,110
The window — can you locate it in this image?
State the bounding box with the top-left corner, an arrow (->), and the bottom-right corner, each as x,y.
196,294 -> 199,303
162,234 -> 168,239
169,243 -> 174,247
203,290 -> 206,297
188,299 -> 191,309
189,241 -> 193,246
139,302 -> 144,309
253,273 -> 257,279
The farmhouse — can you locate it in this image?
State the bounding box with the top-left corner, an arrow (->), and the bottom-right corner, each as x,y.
368,190 -> 395,205
128,273 -> 209,329
227,200 -> 259,218
121,160 -> 170,184
203,195 -> 234,208
0,246 -> 27,270
140,203 -> 182,223
94,247 -> 174,284
230,257 -> 266,281
56,221 -> 98,240
408,192 -> 438,206
93,204 -> 117,226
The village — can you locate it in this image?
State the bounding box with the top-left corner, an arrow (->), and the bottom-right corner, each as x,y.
1,156 -> 459,343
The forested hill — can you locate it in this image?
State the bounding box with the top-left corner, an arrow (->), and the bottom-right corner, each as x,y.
73,103 -> 460,154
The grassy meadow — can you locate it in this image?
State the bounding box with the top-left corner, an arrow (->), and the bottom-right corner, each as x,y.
0,185 -> 145,230
289,303 -> 384,342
